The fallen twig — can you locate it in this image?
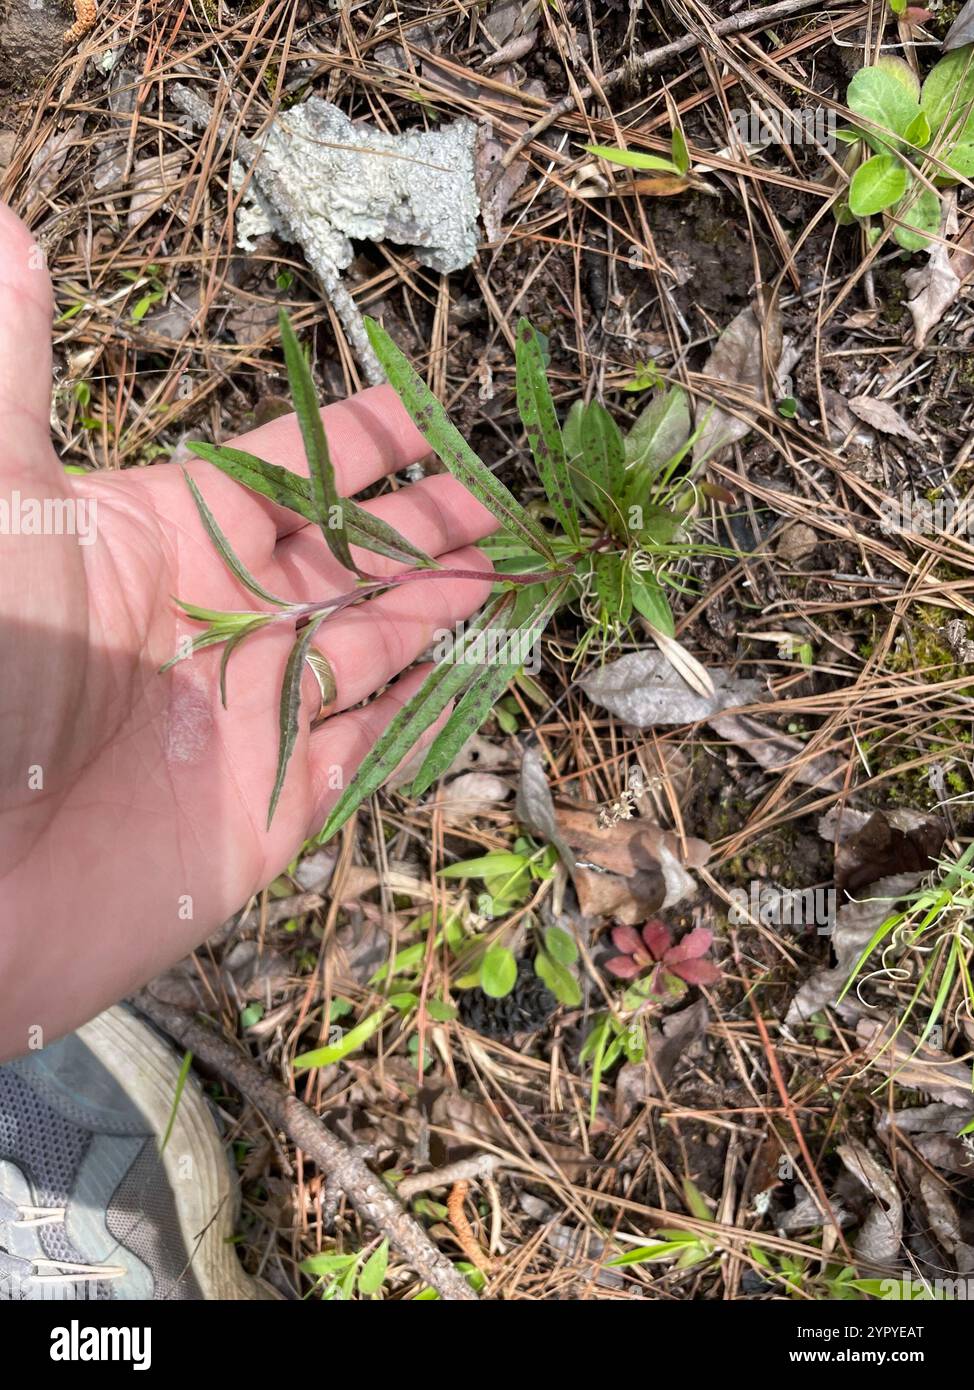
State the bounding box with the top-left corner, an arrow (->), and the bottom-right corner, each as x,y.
485,0 -> 836,198
135,991 -> 478,1301
398,1153 -> 504,1200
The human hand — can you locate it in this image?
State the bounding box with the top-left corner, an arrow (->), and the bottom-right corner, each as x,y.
0,204 -> 496,1057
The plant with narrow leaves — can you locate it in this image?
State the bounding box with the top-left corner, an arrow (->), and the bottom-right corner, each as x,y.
836,840 -> 974,1076
165,310 -> 714,839
835,47 -> 974,249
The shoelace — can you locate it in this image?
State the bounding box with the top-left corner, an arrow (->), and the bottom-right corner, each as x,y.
0,1248 -> 126,1283
0,1192 -> 125,1285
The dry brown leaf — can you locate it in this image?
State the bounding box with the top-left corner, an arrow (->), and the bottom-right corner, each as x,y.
555,804 -> 709,924
857,1018 -> 974,1107
838,1142 -> 903,1264
785,870 -> 923,1026
692,299 -> 783,465
944,0 -> 974,48
515,747 -> 574,869
905,196 -> 974,346
847,395 -> 922,446
708,712 -> 847,792
775,522 -> 818,563
436,771 -> 510,823
833,809 -> 945,895
919,1172 -> 961,1252
128,150 -> 187,230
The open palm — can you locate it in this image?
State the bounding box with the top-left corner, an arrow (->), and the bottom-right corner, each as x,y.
0,205 -> 495,1057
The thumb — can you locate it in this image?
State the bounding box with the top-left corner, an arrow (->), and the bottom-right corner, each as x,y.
0,203 -> 55,472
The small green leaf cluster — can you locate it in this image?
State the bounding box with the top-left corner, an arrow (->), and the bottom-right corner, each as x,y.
838,48 -> 974,249
301,1239 -> 389,1300
439,847 -> 581,1006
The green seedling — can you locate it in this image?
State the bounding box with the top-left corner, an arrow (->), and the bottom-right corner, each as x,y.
837,47 -> 974,249
165,312 -> 718,837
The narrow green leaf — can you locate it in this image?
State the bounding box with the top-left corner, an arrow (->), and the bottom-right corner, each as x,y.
671,127 -> 691,176
357,1240 -> 389,1297
316,594 -> 513,842
219,617 -> 270,708
631,572 -> 675,636
345,499 -> 440,568
277,310 -> 358,574
158,626 -> 239,674
594,552 -> 632,624
408,658 -> 521,798
364,317 -> 558,562
191,439 -> 439,568
408,579 -> 569,796
515,318 -> 580,542
439,852 -> 527,879
583,143 -> 680,173
181,470 -> 286,605
268,613 -> 327,829
159,1050 -> 193,1153
293,1007 -> 387,1069
624,386 -> 691,496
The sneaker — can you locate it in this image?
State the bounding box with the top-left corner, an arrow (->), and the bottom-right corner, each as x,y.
0,1003 -> 268,1300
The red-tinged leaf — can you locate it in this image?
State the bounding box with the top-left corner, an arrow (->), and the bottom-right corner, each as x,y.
671,958 -> 720,986
629,176 -> 693,196
698,482 -> 737,505
611,924 -> 644,956
606,955 -> 643,980
664,926 -> 714,963
641,919 -> 673,961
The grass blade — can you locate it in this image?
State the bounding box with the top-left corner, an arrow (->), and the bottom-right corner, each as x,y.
268,613 -> 328,829
181,470 -> 286,605
364,316 -> 558,562
515,319 -> 580,542
277,310 -> 358,575
583,143 -> 681,173
317,594 -> 513,843
188,440 -> 439,568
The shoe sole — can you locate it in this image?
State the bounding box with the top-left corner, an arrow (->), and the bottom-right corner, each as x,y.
77,1005 -> 277,1300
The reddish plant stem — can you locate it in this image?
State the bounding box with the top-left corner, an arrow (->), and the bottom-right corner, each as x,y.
291,561 -> 577,630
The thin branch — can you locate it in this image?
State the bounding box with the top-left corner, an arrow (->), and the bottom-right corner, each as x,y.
134,992 -> 479,1301
485,0 -> 835,197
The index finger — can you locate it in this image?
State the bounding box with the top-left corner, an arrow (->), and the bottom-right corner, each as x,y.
196,383 -> 433,539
